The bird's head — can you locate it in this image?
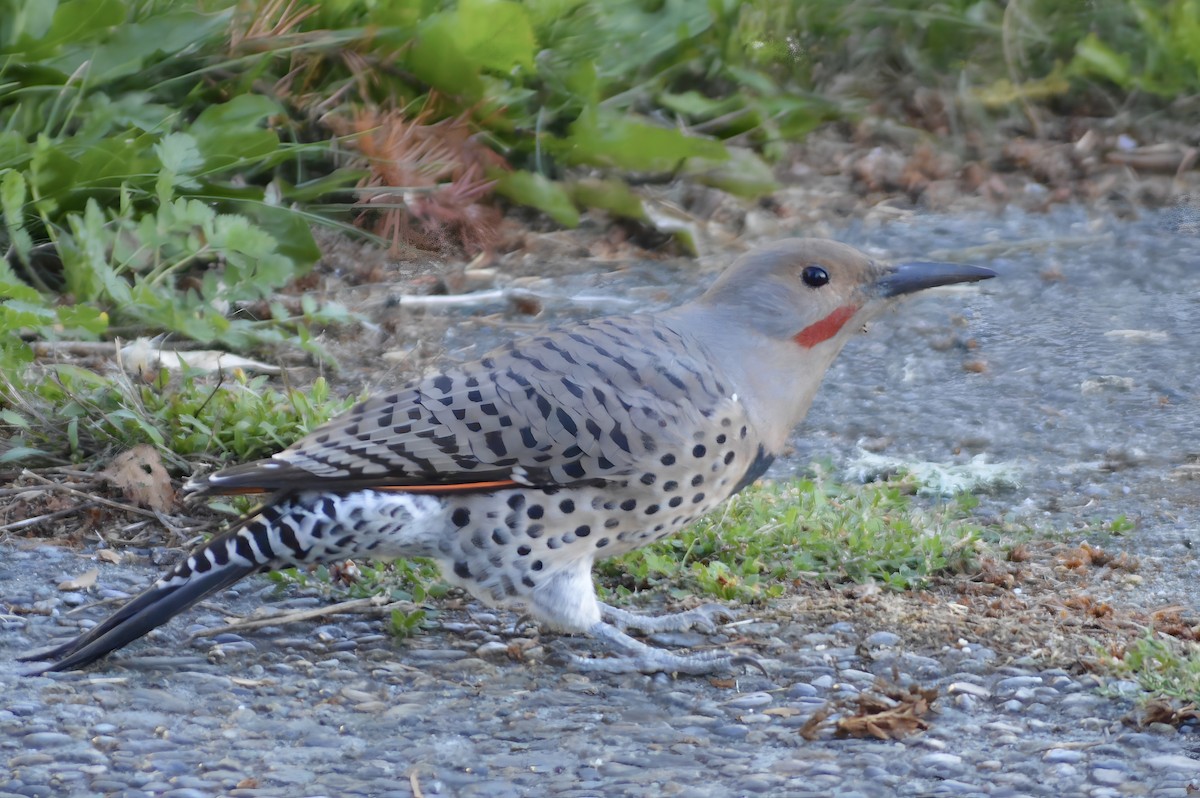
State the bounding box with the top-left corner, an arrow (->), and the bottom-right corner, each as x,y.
670,238 -> 995,451
695,238 -> 995,349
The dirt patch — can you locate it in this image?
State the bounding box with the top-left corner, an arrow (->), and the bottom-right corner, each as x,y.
768,539 -> 1199,678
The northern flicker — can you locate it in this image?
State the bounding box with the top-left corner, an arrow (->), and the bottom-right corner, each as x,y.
22,239 -> 993,675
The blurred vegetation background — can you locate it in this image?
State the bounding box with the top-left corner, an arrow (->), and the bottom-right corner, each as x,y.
0,0 -> 1196,467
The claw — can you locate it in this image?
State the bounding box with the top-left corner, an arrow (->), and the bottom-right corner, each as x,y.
562,619 -> 764,676
600,601 -> 739,635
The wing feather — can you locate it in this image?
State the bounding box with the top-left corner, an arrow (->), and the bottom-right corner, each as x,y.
188,316 -> 732,497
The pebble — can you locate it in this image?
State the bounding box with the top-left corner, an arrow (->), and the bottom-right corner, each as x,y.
1147,755 -> 1200,772
724,692 -> 773,710
864,631 -> 901,648
1091,768 -> 1127,785
1044,748 -> 1084,764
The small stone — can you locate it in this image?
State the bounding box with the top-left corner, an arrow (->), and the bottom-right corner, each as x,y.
474,641 -> 511,658
787,683 -> 818,698
838,668 -> 874,684
864,631 -> 901,648
1091,768 -> 1126,786
724,692 -> 773,710
915,752 -> 963,777
713,723 -> 750,739
947,681 -> 991,699
23,731 -> 75,747
995,675 -> 1043,692
1145,755 -> 1200,772
1043,748 -> 1084,764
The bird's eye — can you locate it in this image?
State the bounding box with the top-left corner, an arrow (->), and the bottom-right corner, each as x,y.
801,265 -> 829,288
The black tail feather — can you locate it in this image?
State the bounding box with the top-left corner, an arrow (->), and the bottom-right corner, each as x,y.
18,507 -> 286,674
19,558 -> 258,674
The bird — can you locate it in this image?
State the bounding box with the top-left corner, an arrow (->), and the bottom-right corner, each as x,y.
21,238 -> 994,676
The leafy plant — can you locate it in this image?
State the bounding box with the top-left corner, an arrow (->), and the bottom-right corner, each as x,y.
1100,633 -> 1200,705
0,365 -> 361,467
265,559 -> 447,607
1070,0 -> 1200,96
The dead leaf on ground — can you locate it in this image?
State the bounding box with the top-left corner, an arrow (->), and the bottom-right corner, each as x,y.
1134,700 -> 1200,727
798,704 -> 834,741
58,568 -> 98,591
101,444 -> 175,512
835,683 -> 938,740
763,706 -> 804,718
96,549 -> 122,564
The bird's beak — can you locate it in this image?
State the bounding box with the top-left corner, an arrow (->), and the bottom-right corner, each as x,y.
875,261 -> 996,298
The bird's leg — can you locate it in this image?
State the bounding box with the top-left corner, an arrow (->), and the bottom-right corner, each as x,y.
568,620 -> 763,675
599,601 -> 738,635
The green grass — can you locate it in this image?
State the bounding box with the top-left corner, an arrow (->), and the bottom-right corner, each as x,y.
598,476 -> 983,604
1100,633 -> 1200,706
1,364 -> 361,469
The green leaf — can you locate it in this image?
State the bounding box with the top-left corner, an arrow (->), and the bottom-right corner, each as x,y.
0,446 -> 50,464
0,0 -> 122,60
0,0 -> 58,50
154,132 -> 204,201
567,177 -> 645,221
54,303 -> 108,336
0,131 -> 31,170
493,170 -> 580,227
658,90 -> 739,120
191,95 -> 282,170
61,199 -> 132,303
453,0 -> 536,72
232,200 -> 321,268
562,107 -> 727,172
0,298 -> 56,325
1072,33 -> 1132,87
683,147 -> 779,198
1,169 -> 33,264
43,9 -> 230,83
406,16 -> 485,101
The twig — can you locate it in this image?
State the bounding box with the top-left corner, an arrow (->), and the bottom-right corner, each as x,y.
0,502 -> 98,533
19,470 -> 164,520
409,769 -> 426,798
185,596 -> 411,640
28,341 -> 122,358
366,288 -> 638,311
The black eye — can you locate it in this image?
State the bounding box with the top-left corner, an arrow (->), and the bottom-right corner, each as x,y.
801,265 -> 829,287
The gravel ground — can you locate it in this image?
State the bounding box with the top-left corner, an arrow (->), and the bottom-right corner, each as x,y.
3,205 -> 1200,797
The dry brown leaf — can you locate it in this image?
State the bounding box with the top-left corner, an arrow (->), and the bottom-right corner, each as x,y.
797,704 -> 833,741
57,568 -> 98,591
101,444 -> 175,512
1136,700 -> 1200,727
763,706 -> 804,718
96,549 -> 123,565
835,684 -> 937,740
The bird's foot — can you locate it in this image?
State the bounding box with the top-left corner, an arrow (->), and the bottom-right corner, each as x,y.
565,621 -> 764,675
599,601 -> 737,635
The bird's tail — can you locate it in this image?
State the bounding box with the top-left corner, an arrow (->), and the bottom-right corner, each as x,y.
20,498 -> 300,674
21,489 -> 446,674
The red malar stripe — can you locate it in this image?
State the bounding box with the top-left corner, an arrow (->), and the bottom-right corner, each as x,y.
793,304 -> 858,348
